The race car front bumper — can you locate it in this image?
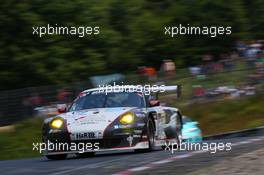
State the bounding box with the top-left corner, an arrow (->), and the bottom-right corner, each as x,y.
42,140 -> 149,155
42,123 -> 148,155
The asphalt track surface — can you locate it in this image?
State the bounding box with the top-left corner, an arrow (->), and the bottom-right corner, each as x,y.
0,133 -> 264,175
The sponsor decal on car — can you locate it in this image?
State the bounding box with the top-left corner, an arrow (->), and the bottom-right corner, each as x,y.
114,124 -> 133,129
76,132 -> 95,139
133,135 -> 141,138
135,112 -> 145,117
71,131 -> 103,140
137,123 -> 145,127
134,130 -> 142,134
127,135 -> 133,147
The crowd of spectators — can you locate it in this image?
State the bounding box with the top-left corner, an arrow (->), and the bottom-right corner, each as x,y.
190,40 -> 264,100
20,40 -> 264,117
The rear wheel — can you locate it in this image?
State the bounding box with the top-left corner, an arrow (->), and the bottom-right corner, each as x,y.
176,115 -> 183,144
46,154 -> 67,160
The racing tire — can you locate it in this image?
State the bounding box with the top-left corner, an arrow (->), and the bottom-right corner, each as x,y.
46,154 -> 67,160
176,113 -> 183,144
147,119 -> 155,151
135,119 -> 155,153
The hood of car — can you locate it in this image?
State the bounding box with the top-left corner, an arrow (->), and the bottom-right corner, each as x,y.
58,107 -> 135,134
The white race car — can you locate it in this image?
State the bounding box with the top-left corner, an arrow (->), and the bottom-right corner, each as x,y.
42,85 -> 183,160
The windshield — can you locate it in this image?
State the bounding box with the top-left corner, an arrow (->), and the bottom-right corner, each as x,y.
69,91 -> 145,111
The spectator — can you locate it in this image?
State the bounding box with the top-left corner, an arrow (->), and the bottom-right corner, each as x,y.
201,54 -> 213,75
161,59 -> 176,78
145,67 -> 157,81
189,66 -> 201,75
236,40 -> 247,57
137,66 -> 157,81
57,89 -> 71,103
192,85 -> 205,98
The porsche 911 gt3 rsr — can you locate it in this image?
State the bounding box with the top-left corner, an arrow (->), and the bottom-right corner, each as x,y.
42,85 -> 183,160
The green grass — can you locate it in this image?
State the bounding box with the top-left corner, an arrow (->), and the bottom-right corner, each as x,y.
179,94 -> 264,135
0,118 -> 43,160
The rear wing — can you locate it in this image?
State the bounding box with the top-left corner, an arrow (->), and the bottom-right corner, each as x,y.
83,85 -> 181,97
154,85 -> 181,99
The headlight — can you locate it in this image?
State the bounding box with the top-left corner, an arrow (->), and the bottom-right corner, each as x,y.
50,118 -> 64,129
120,113 -> 135,124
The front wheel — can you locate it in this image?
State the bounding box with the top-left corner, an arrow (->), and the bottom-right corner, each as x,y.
135,119 -> 155,153
147,119 -> 155,151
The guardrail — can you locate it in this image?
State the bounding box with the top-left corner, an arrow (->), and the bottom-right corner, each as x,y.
204,126 -> 264,140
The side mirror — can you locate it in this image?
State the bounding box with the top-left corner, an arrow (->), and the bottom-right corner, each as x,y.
149,100 -> 160,107
57,104 -> 67,114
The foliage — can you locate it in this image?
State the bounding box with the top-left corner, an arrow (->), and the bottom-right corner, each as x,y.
0,0 -> 263,90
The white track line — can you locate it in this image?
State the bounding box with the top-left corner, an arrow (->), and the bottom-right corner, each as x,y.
129,166 -> 151,171
152,159 -> 174,165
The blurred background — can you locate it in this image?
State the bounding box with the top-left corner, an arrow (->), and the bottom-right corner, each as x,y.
0,0 -> 263,159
